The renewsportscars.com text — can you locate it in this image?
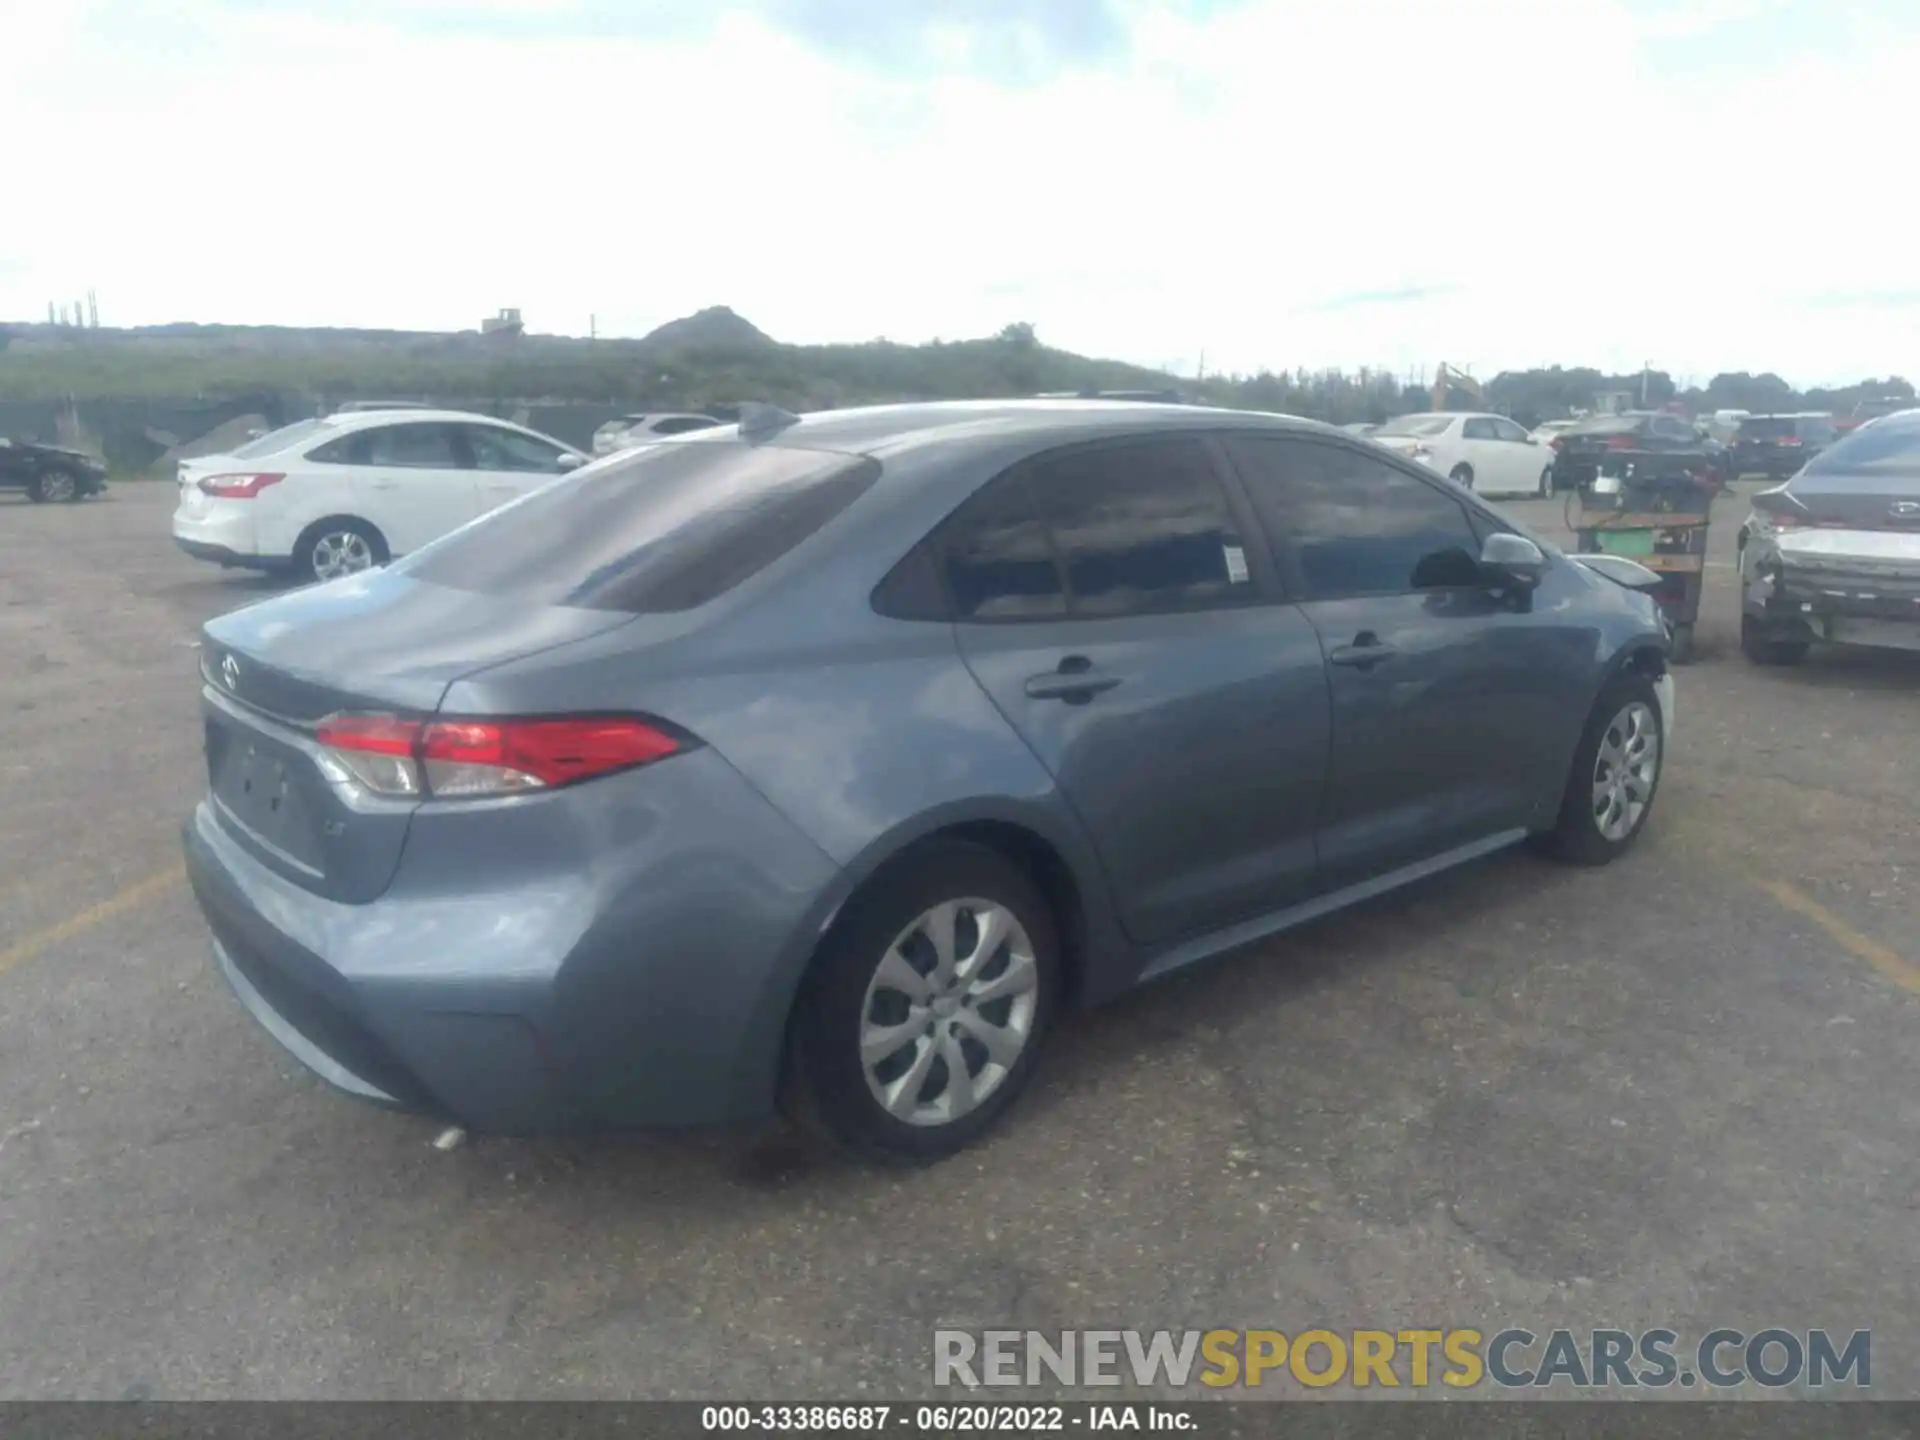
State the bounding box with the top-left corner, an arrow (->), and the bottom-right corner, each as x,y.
934,1327 -> 1871,1391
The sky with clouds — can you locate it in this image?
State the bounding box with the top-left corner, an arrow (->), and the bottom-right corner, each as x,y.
2,0 -> 1912,386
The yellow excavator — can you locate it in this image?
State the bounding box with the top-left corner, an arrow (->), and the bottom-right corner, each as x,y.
1431,362 -> 1484,411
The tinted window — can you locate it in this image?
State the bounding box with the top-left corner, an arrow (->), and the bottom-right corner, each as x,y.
1224,437 -> 1484,600
1462,418 -> 1498,440
307,432 -> 367,465
235,418 -> 327,459
1798,419 -> 1836,444
464,424 -> 567,473
403,442 -> 880,613
652,416 -> 720,436
1376,415 -> 1453,437
1738,417 -> 1796,440
1801,417 -> 1920,484
360,423 -> 463,469
1492,418 -> 1530,443
940,473 -> 1068,621
1027,438 -> 1252,617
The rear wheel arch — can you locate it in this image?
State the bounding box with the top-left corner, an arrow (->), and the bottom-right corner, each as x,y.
814,817 -> 1093,1011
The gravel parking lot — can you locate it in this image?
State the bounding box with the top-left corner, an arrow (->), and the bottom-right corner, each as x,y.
1,479 -> 1916,1401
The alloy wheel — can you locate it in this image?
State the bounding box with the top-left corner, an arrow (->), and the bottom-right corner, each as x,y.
1591,701 -> 1660,842
39,470 -> 77,502
310,530 -> 376,581
860,899 -> 1040,1127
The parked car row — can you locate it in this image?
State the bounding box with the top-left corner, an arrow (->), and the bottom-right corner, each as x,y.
179,398 -> 1677,1161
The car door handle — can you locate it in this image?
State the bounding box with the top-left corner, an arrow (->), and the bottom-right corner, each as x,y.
1024,657 -> 1121,702
1327,633 -> 1397,668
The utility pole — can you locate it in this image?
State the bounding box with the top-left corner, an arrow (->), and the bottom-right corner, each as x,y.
1197,348 -> 1206,381
1641,360 -> 1651,407
88,289 -> 98,328
589,313 -> 597,340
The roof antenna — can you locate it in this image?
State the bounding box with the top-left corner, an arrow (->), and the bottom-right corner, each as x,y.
737,402 -> 801,442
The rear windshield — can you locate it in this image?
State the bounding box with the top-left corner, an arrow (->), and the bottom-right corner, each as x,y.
231,418 -> 329,459
1374,415 -> 1453,437
402,441 -> 881,613
1737,417 -> 1800,439
1564,415 -> 1639,435
1801,418 -> 1920,483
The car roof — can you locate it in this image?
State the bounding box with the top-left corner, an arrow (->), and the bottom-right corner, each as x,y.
719,399 -> 1331,459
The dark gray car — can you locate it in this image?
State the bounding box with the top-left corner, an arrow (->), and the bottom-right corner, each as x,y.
1737,407 -> 1920,664
182,401 -> 1675,1162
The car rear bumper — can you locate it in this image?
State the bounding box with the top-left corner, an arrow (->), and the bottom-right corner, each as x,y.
1742,530 -> 1920,649
181,746 -> 847,1134
173,507 -> 268,567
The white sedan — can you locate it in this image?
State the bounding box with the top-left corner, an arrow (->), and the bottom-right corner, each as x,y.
172,409 -> 589,582
1370,411 -> 1560,497
590,411 -> 725,456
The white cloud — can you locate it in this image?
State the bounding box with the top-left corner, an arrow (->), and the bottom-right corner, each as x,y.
1,0 -> 1912,386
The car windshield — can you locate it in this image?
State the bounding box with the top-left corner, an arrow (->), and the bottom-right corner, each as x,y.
401,440 -> 881,613
1374,415 -> 1452,437
229,418 -> 329,459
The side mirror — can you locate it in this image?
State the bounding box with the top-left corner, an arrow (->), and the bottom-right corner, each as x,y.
557,452 -> 587,472
1480,532 -> 1547,589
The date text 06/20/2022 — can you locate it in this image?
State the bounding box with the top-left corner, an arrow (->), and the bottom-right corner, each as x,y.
702,1406 -> 1192,1432
932,1327 -> 1872,1392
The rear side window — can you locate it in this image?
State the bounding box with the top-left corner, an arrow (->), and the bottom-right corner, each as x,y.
1027,438 -> 1250,617
652,416 -> 720,436
1224,436 -> 1484,599
403,442 -> 880,613
940,473 -> 1068,621
234,418 -> 327,459
361,423 -> 464,468
1462,418 -> 1499,440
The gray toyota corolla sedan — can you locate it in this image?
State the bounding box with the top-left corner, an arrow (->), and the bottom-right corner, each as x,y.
183,400 -> 1675,1162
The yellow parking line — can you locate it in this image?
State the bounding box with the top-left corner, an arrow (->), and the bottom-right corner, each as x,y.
1757,878 -> 1920,997
0,865 -> 185,979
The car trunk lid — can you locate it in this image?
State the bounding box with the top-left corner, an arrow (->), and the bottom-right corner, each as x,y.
198,568 -> 634,903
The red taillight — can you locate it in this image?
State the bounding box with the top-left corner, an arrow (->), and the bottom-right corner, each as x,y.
198,472 -> 285,498
1549,436 -> 1563,451
1606,435 -> 1638,450
316,713 -> 683,798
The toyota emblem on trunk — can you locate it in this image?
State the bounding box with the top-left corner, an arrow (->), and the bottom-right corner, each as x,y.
1892,501 -> 1920,517
221,654 -> 241,690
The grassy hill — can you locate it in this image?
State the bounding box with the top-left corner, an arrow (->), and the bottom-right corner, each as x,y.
0,310 -> 1185,411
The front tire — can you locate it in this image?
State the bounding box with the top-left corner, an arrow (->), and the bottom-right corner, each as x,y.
27,468 -> 79,503
785,841 -> 1060,1164
1537,675 -> 1666,865
1449,464 -> 1475,491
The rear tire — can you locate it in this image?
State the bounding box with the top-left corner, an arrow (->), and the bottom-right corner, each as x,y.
1449,464 -> 1475,491
1537,674 -> 1665,866
1537,466 -> 1555,498
1741,614 -> 1810,666
784,841 -> 1060,1165
294,519 -> 387,583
